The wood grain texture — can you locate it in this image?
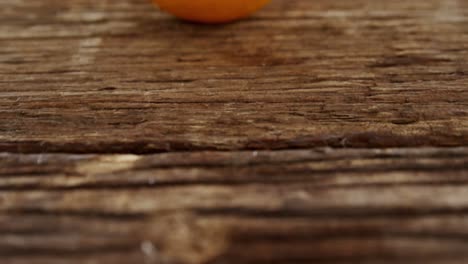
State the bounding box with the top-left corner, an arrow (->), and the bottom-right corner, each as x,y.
1,147 -> 468,264
2,0 -> 468,263
1,0 -> 467,153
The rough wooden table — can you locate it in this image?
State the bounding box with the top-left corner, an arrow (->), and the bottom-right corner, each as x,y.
1,0 -> 468,263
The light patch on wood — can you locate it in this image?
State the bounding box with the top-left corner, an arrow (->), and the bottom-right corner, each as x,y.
76,155 -> 139,175
434,0 -> 464,22
147,213 -> 230,264
58,11 -> 107,23
71,37 -> 102,66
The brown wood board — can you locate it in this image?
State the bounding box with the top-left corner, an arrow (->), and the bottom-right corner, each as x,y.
1,0 -> 468,263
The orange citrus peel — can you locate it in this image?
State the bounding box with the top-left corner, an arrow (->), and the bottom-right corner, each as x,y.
152,0 -> 271,24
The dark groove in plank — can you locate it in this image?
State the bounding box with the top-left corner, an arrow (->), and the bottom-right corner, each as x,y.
1,209 -> 149,220
208,254 -> 468,264
2,177 -> 468,192
2,133 -> 467,154
196,206 -> 468,219
0,244 -> 139,257
231,231 -> 468,244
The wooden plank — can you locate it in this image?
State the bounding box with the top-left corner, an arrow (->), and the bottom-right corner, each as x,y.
1,148 -> 468,263
1,0 -> 467,153
2,0 -> 468,263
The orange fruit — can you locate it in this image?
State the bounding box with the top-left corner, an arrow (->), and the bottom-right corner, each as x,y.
152,0 -> 271,24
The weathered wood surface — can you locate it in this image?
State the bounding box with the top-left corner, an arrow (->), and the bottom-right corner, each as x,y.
1,0 -> 467,153
1,148 -> 468,264
1,0 -> 468,263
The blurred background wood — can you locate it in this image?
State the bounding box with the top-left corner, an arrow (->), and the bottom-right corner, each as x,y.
0,0 -> 467,263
